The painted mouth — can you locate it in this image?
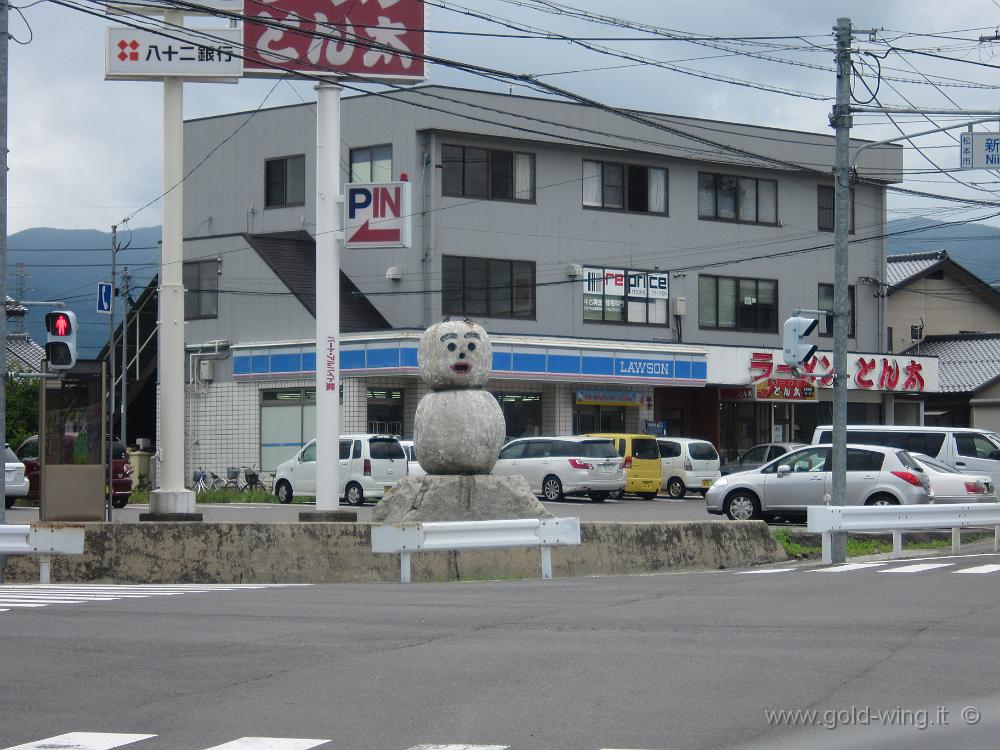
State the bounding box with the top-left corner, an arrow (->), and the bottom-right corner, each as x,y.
450,362 -> 472,375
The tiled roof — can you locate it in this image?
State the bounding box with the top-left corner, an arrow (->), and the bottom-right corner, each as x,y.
6,333 -> 44,373
886,250 -> 947,288
903,333 -> 1000,393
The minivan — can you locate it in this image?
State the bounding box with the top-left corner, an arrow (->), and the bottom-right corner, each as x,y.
273,434 -> 406,505
587,433 -> 662,500
811,426 -> 1000,489
656,438 -> 722,498
492,436 -> 624,502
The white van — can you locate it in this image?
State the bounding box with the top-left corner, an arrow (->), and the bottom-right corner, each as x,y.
273,434 -> 407,505
811,425 -> 1000,488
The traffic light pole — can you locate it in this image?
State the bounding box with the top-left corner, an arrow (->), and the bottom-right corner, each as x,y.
107,225 -> 117,522
1,0 -> 9,576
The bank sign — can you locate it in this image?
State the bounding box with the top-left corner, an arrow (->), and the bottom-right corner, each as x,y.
105,27 -> 242,80
345,182 -> 412,248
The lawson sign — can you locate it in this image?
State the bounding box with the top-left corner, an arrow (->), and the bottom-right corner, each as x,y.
345,182 -> 412,249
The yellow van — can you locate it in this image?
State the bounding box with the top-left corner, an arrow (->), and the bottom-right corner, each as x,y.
587,433 -> 662,500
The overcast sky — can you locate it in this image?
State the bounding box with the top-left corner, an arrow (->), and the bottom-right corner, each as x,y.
8,0 -> 1000,235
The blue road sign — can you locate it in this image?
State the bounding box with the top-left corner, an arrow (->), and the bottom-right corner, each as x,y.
97,281 -> 113,314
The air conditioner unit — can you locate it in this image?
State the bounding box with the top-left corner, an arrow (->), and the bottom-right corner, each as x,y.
198,359 -> 214,382
672,296 -> 687,317
385,266 -> 402,281
567,263 -> 584,278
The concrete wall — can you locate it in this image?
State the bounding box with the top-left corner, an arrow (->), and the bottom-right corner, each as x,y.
4,521 -> 786,584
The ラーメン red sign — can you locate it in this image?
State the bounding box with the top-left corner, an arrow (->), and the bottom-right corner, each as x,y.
242,0 -> 426,81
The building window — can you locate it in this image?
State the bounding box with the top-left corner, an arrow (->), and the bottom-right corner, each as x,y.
582,160 -> 667,214
441,144 -> 534,201
260,388 -> 316,472
367,388 -> 403,436
183,259 -> 220,320
698,172 -> 777,225
442,255 -> 535,319
583,267 -> 669,325
265,154 -> 306,208
350,144 -> 392,183
698,275 -> 777,332
817,185 -> 854,232
817,283 -> 856,338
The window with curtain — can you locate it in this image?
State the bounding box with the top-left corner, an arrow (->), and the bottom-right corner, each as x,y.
582,160 -> 668,214
698,172 -> 778,225
441,144 -> 535,202
698,275 -> 778,332
818,283 -> 856,338
264,155 -> 305,208
441,255 -> 535,319
349,144 -> 392,183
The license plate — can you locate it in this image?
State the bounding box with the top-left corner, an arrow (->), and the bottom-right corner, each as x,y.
702,479 -> 713,487
600,464 -> 614,473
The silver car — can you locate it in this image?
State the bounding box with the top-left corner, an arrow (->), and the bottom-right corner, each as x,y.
705,444 -> 932,520
492,436 -> 625,502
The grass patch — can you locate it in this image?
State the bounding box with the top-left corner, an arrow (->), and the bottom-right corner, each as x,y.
129,487 -> 312,504
773,528 -> 993,559
772,528 -> 820,558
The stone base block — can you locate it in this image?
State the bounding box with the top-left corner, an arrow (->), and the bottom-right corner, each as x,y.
138,512 -> 204,522
299,510 -> 359,522
372,474 -> 553,523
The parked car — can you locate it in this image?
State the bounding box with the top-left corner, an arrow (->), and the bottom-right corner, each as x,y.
706,444 -> 932,520
721,442 -> 806,476
15,434 -> 132,508
4,446 -> 29,510
586,433 -> 661,500
492,436 -> 624,502
910,452 -> 997,504
273,434 -> 406,505
399,440 -> 426,478
656,438 -> 721,498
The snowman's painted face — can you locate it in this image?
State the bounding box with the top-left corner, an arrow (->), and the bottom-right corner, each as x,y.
419,320 -> 492,389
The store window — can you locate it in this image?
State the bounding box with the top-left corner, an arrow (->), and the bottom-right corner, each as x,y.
350,144 -> 392,183
442,255 -> 535,319
260,388 -> 316,471
442,144 -> 535,201
698,275 -> 777,332
574,405 -> 627,434
698,172 -> 777,224
492,392 -> 542,438
582,160 -> 667,214
817,185 -> 854,232
265,154 -> 306,208
583,267 -> 669,325
817,283 -> 856,338
367,388 -> 403,436
183,259 -> 220,320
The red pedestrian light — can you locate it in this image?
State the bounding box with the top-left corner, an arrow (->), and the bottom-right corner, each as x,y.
44,310 -> 78,370
52,313 -> 71,336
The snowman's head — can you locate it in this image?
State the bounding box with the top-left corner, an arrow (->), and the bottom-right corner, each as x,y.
419,319 -> 492,390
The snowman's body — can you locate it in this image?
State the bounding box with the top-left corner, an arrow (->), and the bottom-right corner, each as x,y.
412,320 -> 506,475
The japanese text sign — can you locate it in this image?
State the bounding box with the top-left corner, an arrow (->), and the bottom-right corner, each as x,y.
960,132 -> 1000,169
105,27 -> 241,80
242,0 -> 427,81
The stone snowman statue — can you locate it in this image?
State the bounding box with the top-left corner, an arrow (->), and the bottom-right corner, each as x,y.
372,319 -> 551,524
413,318 -> 505,474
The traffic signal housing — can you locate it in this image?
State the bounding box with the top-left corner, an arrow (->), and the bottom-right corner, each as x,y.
782,314 -> 818,369
45,310 -> 78,370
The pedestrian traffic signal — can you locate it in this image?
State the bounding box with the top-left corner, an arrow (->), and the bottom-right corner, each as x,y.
45,310 -> 77,370
782,315 -> 818,369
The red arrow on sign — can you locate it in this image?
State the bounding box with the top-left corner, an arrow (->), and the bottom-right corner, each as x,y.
349,220 -> 401,244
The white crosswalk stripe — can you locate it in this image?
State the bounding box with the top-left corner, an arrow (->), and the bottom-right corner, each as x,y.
733,568 -> 797,574
733,556 -> 1000,576
955,564 -> 1000,574
0,584 -> 311,613
3,732 -> 156,749
878,562 -> 955,574
202,739 -> 331,749
405,746 -> 509,749
808,562 -> 888,573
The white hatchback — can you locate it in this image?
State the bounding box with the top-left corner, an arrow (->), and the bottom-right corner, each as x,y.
492,436 -> 624,502
273,434 -> 407,505
399,440 -> 426,478
4,446 -> 29,510
657,438 -> 721,499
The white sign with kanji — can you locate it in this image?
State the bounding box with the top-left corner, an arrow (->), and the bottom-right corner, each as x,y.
105,27 -> 242,80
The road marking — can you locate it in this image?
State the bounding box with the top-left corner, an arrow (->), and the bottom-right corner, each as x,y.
733,568 -> 796,574
809,562 -> 889,573
955,564 -> 1000,574
2,732 -> 156,749
405,745 -> 509,749
202,739 -> 331,749
878,563 -> 955,574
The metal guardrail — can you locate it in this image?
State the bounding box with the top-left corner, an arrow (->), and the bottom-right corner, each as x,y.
807,504 -> 1000,564
0,524 -> 86,583
371,517 -> 582,583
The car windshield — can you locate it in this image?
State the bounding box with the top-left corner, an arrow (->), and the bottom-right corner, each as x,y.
912,453 -> 956,474
578,440 -> 619,459
632,439 -> 659,460
370,438 -> 405,460
688,442 -> 718,461
896,451 -> 924,472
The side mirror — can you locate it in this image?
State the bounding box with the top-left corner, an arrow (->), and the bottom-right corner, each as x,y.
776,465 -> 791,477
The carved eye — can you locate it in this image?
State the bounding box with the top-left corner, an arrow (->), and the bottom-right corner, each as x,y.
468,342 -> 477,351
447,342 -> 457,352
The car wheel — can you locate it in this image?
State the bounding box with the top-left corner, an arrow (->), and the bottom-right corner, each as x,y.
865,494 -> 899,507
345,482 -> 364,506
275,480 -> 293,505
111,496 -> 129,509
3,496 -> 14,510
724,490 -> 762,521
667,477 -> 686,499
542,475 -> 564,502
638,492 -> 658,501
589,491 -> 608,503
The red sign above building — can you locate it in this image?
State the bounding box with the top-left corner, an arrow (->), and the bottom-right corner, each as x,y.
242,0 -> 427,81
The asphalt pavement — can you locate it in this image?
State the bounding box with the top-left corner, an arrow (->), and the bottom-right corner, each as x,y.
3,552 -> 1000,749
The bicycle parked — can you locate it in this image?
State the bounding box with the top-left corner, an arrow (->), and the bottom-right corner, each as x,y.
192,467 -> 226,495
224,465 -> 272,493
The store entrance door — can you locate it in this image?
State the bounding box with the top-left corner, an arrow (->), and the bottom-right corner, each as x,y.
574,405 -> 626,434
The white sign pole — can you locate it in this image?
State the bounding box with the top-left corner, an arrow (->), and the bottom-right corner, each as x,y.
311,81 -> 344,517
147,9 -> 198,518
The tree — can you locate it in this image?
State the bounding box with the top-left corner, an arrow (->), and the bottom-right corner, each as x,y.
5,375 -> 39,450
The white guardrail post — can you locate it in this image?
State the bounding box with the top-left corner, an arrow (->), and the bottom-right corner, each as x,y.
0,524 -> 86,583
807,505 -> 1000,564
372,518 -> 582,583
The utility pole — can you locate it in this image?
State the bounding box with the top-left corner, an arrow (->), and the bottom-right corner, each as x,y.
107,225 -> 117,521
13,262 -> 27,333
1,0 -> 9,570
120,266 -> 130,455
828,17 -> 853,565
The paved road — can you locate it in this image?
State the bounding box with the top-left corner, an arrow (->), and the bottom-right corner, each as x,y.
3,553 -> 1000,749
3,495 -> 717,524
